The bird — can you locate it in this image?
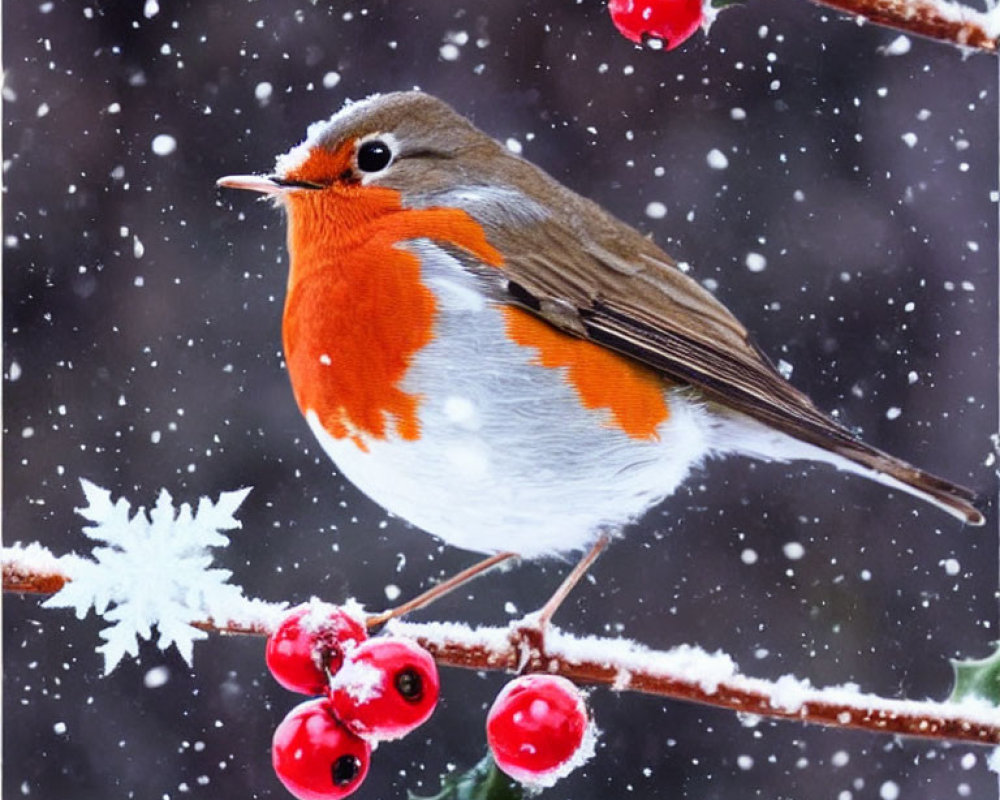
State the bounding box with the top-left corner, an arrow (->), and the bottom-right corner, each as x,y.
217,90 -> 983,562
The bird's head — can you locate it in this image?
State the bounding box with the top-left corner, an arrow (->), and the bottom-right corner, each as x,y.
217,91 -> 508,208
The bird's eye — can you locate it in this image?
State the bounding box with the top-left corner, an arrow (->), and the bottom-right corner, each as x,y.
357,140 -> 393,173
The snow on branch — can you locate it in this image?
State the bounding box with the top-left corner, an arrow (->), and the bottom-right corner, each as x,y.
811,0 -> 1000,52
390,619 -> 1000,746
4,480 -> 1000,746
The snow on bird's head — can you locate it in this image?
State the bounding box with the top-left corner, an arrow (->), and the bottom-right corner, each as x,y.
273,92 -> 393,177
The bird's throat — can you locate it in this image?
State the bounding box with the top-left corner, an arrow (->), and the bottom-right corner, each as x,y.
281,189 -> 504,451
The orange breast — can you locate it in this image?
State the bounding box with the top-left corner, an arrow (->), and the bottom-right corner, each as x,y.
281,181 -> 502,450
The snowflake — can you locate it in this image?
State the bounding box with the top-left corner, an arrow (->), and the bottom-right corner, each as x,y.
44,479 -> 253,674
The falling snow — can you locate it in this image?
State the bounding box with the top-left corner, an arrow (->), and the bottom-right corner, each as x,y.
706,148 -> 729,169
151,134 -> 177,156
645,201 -> 667,219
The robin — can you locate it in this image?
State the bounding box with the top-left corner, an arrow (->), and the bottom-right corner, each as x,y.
218,91 -> 983,565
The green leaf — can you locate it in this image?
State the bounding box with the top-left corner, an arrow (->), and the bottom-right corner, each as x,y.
949,644 -> 1000,704
409,753 -> 523,800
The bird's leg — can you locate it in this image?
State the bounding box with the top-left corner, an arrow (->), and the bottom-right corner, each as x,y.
510,534 -> 611,673
366,550 -> 518,629
534,532 -> 611,629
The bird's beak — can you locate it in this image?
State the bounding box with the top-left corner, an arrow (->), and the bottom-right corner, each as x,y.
217,175 -> 324,195
216,174 -> 286,195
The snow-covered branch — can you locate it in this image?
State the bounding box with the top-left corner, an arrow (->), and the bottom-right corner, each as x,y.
391,619 -> 1000,746
5,541 -> 1000,747
811,0 -> 999,52
3,541 -> 284,636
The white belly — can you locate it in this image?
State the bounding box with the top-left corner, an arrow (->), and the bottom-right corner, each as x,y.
304,240 -> 713,557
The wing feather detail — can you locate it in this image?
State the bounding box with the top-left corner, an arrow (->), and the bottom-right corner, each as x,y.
482,201 -> 982,524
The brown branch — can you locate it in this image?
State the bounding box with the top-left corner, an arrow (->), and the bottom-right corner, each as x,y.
3,548 -> 72,594
809,0 -> 999,53
4,569 -> 68,594
5,550 -> 1000,747
402,621 -> 1000,746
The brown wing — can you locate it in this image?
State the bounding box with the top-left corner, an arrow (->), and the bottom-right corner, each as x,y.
476,161 -> 982,525
373,93 -> 981,524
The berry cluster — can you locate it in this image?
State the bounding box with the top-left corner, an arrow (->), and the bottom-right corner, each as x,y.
267,602 -> 440,800
265,602 -> 596,797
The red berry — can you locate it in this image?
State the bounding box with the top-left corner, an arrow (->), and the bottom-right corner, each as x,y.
272,698 -> 370,800
266,602 -> 368,695
608,0 -> 704,50
486,674 -> 593,787
328,637 -> 440,741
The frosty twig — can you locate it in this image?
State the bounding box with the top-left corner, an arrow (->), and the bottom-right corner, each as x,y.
5,543 -> 1000,747
395,620 -> 1000,746
810,0 -> 999,52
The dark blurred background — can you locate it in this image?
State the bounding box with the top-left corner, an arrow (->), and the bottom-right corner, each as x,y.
4,1 -> 997,798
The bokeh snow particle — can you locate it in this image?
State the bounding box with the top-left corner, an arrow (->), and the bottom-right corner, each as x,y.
254,82 -> 273,105
645,201 -> 667,220
783,542 -> 805,561
144,665 -> 170,688
706,148 -> 729,170
879,781 -> 900,800
151,134 -> 177,157
745,252 -> 766,272
881,35 -> 911,56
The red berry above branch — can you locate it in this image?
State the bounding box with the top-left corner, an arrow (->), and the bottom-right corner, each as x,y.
608,0 -> 706,50
605,0 -> 999,53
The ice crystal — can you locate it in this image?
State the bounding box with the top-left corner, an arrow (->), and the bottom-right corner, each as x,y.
44,479 -> 252,673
